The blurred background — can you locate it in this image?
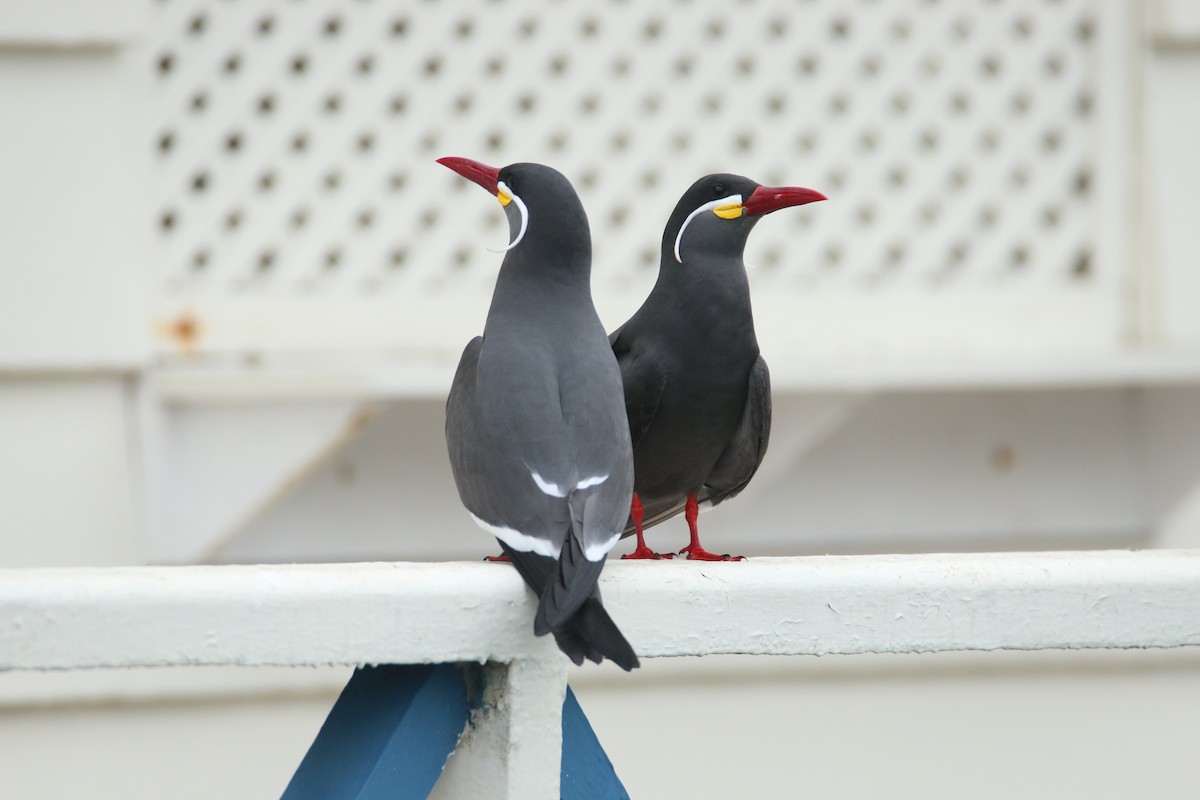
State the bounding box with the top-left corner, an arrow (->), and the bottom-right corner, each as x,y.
2,0 -> 1200,797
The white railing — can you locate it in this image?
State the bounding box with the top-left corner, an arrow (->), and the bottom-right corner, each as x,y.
4,551 -> 1200,798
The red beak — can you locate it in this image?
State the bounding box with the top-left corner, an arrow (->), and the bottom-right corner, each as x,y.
742,185 -> 827,217
437,156 -> 501,195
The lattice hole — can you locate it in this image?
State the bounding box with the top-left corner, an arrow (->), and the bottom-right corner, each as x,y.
147,0 -> 1117,355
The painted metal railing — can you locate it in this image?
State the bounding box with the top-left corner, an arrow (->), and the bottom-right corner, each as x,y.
3,552 -> 1200,798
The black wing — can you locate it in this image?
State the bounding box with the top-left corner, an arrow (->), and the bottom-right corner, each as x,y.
703,354 -> 772,504
444,335 -> 484,506
610,326 -> 667,451
446,335 -> 570,542
619,354 -> 771,536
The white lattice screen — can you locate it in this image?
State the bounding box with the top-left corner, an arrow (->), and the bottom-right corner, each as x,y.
147,0 -> 1131,365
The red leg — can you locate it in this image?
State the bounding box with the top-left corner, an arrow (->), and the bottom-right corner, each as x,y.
677,492 -> 745,561
621,493 -> 673,559
483,553 -> 511,562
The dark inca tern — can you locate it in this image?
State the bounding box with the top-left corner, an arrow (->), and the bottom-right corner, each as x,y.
611,173 -> 825,560
439,156 -> 639,670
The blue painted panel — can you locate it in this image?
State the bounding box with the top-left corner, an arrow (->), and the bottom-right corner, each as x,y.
281,664 -> 468,800
561,686 -> 630,800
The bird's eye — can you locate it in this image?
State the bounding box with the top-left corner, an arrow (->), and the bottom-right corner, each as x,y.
712,184 -> 726,196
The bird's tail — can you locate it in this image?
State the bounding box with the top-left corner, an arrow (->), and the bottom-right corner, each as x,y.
563,596 -> 640,672
534,529 -> 603,633
500,539 -> 640,671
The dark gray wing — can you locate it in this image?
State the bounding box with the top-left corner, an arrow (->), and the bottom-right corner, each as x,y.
450,327 -> 633,560
611,324 -> 671,536
702,354 -> 772,504
452,332 -> 633,658
479,318 -> 626,464
610,325 -> 667,451
445,335 -> 570,547
444,336 -> 483,475
619,354 -> 771,536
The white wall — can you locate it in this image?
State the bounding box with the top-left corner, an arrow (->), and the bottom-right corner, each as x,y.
0,678 -> 334,800
577,649 -> 1200,799
0,378 -> 143,567
0,46 -> 149,369
2,2 -> 1200,799
2,650 -> 1199,799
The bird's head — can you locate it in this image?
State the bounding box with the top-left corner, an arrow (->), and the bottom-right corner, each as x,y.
437,157 -> 589,260
666,173 -> 826,265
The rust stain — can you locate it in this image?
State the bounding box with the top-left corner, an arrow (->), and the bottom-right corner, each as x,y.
346,408 -> 373,434
157,313 -> 202,354
989,444 -> 1016,473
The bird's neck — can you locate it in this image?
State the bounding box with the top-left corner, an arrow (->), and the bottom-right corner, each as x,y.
642,252 -> 759,352
485,251 -> 595,333
653,251 -> 753,308
496,250 -> 591,293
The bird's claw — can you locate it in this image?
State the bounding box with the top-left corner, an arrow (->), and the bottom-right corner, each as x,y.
678,545 -> 745,562
622,545 -> 675,560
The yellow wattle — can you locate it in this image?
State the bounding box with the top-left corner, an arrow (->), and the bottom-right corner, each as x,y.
713,203 -> 744,220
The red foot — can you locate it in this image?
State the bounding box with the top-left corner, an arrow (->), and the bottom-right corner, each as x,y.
679,491 -> 745,561
621,545 -> 675,560
621,492 -> 676,559
483,553 -> 511,562
677,544 -> 745,562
